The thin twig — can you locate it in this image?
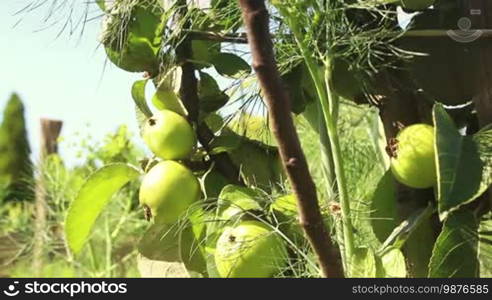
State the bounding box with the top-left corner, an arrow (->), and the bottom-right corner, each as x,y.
238,0 -> 344,278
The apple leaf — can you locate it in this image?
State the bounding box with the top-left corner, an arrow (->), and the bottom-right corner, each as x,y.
65,163 -> 141,254
198,72 -> 229,112
209,135 -> 241,155
152,84 -> 187,116
138,222 -> 182,262
191,40 -> 220,67
281,64 -> 309,114
212,53 -> 251,79
217,185 -> 262,220
378,247 -> 407,278
103,4 -> 163,74
404,216 -> 436,277
428,209 -> 480,278
131,79 -> 152,118
433,104 -> 492,220
370,170 -> 398,243
479,212 -> 492,277
96,0 -> 106,11
179,209 -> 208,277
338,102 -> 394,250
350,247 -> 377,277
378,204 -> 435,277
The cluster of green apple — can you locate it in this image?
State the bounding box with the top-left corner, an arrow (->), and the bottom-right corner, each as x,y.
137,108 -> 293,277
139,109 -> 200,224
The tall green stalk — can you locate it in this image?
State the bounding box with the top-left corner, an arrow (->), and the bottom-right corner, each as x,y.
278,7 -> 355,274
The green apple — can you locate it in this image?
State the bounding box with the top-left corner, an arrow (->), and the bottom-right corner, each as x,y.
400,0 -> 434,10
390,124 -> 437,189
215,220 -> 288,278
139,160 -> 200,224
143,110 -> 196,160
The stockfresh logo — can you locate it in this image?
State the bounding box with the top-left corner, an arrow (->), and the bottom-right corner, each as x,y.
3,281 -> 20,297
447,9 -> 483,43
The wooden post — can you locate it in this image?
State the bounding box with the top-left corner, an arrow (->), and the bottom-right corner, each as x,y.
33,118 -> 63,276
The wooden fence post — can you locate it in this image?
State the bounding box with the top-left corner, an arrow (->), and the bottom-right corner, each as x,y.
33,118 -> 63,276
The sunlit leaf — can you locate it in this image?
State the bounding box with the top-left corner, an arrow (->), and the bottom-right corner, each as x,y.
179,209 -> 208,277
131,79 -> 152,118
350,248 -> 377,277
379,247 -> 407,278
65,164 -> 141,254
479,212 -> 492,277
433,104 -> 492,220
428,209 -> 479,278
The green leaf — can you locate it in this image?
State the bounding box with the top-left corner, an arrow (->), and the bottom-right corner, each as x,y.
433,104 -> 492,220
212,53 -> 251,79
131,79 -> 153,118
65,163 -> 141,254
428,209 -> 479,278
281,64 -> 308,114
152,84 -> 187,116
191,40 -> 220,66
350,248 -> 377,277
338,102 -> 393,250
203,113 -> 224,134
217,184 -> 262,220
96,0 -> 106,11
209,135 -> 241,154
227,136 -> 283,191
370,170 -> 398,243
379,204 -> 435,252
138,222 -> 181,262
379,247 -> 407,278
198,72 -> 229,112
226,112 -> 276,146
479,212 -> 492,277
103,4 -> 164,74
179,209 -> 208,277
398,205 -> 436,278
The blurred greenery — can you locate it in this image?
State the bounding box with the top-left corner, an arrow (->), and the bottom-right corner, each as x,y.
0,125 -> 146,277
0,93 -> 33,203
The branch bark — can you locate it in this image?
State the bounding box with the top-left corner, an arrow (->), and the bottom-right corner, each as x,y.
175,1 -> 244,186
238,0 -> 343,277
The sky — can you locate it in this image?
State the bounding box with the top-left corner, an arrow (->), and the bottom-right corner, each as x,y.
0,1 -> 412,166
0,0 -> 152,165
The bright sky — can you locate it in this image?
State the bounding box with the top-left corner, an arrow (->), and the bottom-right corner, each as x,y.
0,1 -> 149,165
